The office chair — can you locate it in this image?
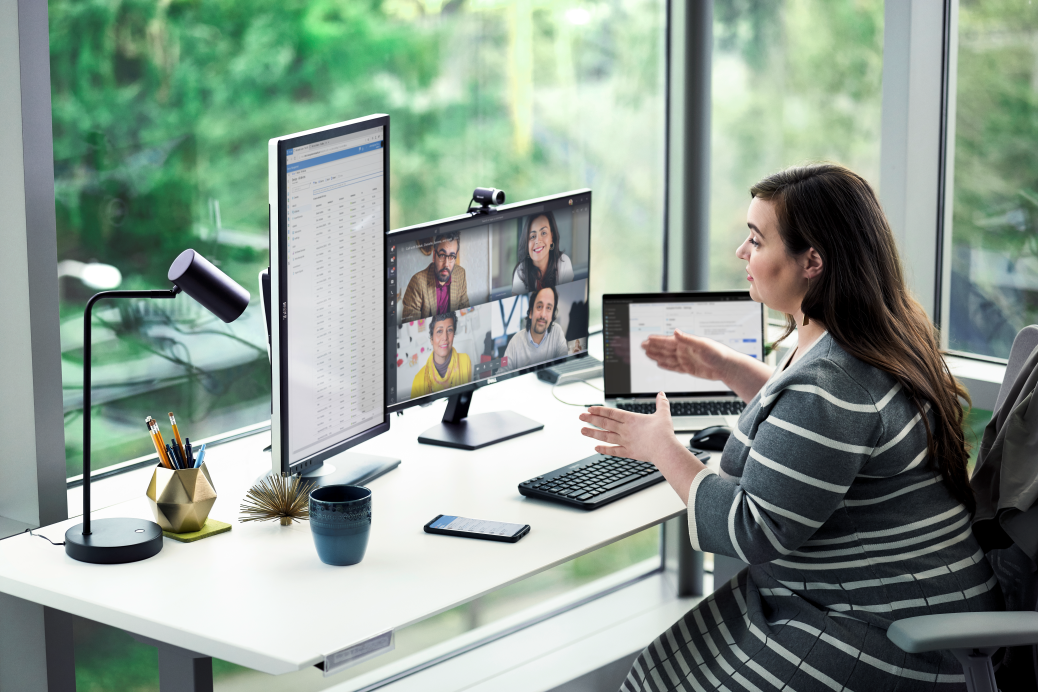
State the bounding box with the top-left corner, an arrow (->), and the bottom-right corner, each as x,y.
887,325 -> 1038,692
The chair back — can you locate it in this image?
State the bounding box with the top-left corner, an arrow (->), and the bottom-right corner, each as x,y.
985,325 -> 1038,688
994,325 -> 1038,412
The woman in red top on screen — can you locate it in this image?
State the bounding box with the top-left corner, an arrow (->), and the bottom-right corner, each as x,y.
511,211 -> 574,295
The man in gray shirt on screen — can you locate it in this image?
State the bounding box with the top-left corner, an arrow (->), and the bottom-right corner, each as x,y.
502,286 -> 568,371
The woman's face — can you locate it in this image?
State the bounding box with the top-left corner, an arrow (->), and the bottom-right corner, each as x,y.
431,318 -> 456,362
736,197 -> 809,316
527,215 -> 553,266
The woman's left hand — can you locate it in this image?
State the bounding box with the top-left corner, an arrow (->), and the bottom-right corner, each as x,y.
579,392 -> 685,463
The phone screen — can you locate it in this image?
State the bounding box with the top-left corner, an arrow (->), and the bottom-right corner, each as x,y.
429,515 -> 527,538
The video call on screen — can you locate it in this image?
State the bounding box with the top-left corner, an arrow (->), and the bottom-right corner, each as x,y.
387,198 -> 591,405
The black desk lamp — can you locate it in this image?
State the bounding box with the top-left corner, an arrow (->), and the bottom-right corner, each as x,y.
65,249 -> 250,564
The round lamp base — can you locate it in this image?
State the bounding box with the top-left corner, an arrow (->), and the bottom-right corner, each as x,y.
64,518 -> 163,564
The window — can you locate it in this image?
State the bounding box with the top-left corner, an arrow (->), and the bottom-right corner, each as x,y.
946,0 -> 1038,360
708,0 -> 884,292
51,1 -> 667,687
51,0 -> 666,478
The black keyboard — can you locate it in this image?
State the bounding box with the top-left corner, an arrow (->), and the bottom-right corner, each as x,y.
518,451 -> 711,510
616,400 -> 746,416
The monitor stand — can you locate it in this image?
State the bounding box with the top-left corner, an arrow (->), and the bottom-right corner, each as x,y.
417,391 -> 543,450
258,450 -> 400,488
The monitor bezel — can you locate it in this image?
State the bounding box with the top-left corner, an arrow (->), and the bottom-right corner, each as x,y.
601,290 -> 765,399
386,188 -> 593,414
271,114 -> 391,476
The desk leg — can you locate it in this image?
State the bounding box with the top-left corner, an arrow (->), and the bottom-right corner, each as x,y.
662,515 -> 703,597
0,594 -> 75,692
130,634 -> 213,692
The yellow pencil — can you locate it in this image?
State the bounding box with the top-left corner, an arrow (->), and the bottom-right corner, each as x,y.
147,417 -> 173,469
168,412 -> 187,462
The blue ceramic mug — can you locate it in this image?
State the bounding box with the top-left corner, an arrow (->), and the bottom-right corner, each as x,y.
309,485 -> 372,566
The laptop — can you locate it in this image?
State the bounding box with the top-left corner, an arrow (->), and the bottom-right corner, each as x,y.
602,291 -> 765,432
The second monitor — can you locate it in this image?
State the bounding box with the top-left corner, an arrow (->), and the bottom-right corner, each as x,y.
387,189 -> 592,449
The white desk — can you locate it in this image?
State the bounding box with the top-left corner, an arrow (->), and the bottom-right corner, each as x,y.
0,369 -> 690,687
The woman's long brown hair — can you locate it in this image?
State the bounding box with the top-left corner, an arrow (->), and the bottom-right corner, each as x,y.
751,164 -> 975,514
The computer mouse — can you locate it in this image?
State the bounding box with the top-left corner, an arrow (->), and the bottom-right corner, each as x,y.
689,426 -> 732,452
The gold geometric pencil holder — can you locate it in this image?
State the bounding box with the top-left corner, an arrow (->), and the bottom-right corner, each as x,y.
146,463 -> 217,534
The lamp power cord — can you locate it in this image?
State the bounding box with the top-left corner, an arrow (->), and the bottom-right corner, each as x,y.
25,528 -> 64,546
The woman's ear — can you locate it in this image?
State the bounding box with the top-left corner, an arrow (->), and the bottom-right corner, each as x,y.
803,248 -> 823,280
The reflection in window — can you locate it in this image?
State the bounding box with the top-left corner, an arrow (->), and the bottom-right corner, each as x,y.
50,1 -> 665,476
948,1 -> 1038,359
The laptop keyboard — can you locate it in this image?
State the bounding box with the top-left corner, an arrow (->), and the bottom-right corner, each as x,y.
617,400 -> 746,416
518,450 -> 711,510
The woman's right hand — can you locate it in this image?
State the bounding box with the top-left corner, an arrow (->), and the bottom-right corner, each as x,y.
641,329 -> 732,382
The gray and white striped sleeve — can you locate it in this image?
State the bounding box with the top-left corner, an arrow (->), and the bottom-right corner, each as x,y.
689,359 -> 884,564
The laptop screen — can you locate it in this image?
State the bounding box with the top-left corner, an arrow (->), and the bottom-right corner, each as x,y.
602,292 -> 765,398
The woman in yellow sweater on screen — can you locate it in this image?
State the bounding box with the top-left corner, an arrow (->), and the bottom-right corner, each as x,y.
411,311 -> 472,398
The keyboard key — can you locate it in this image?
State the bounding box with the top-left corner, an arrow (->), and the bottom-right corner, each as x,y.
603,473 -> 641,490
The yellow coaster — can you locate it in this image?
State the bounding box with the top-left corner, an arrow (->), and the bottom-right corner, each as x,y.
163,519 -> 231,543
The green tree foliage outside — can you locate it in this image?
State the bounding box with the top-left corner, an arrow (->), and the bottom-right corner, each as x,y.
948,0 -> 1038,358
708,0 -> 884,292
51,0 -> 666,476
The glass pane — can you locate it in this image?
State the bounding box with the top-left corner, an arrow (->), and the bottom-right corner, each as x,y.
51,0 -> 666,477
708,0 -> 884,292
948,1 -> 1038,359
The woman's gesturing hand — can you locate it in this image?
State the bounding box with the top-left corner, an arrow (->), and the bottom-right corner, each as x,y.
641,328 -> 731,381
579,392 -> 685,463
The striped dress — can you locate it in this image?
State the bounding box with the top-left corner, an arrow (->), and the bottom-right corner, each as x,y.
625,333 -> 1002,692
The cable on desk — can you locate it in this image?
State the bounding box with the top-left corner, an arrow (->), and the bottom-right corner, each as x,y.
551,380 -> 604,407
26,528 -> 64,546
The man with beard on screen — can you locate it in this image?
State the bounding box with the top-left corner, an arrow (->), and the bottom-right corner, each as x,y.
401,232 -> 469,322
502,287 -> 568,372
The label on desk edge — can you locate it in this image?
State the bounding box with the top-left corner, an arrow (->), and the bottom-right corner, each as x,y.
322,630 -> 395,676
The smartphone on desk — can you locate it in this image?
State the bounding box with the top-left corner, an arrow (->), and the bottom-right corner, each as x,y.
424,515 -> 530,543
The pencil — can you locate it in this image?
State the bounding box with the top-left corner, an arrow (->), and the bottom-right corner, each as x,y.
153,420 -> 173,469
169,412 -> 186,462
152,419 -> 174,469
147,418 -> 173,469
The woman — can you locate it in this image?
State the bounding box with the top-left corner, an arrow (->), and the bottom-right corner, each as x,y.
411,312 -> 472,398
511,211 -> 574,295
580,165 -> 1001,691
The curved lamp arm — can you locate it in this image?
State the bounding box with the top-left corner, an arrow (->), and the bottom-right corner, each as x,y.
81,287 -> 181,535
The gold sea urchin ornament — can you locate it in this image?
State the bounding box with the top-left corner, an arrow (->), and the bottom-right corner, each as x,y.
239,474 -> 315,526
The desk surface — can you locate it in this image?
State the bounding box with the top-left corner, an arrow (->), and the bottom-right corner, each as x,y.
0,369 -> 687,676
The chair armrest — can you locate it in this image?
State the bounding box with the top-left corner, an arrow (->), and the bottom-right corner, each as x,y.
888,612 -> 1038,653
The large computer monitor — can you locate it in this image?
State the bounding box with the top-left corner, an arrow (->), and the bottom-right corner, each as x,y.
387,189 -> 592,449
267,114 -> 398,486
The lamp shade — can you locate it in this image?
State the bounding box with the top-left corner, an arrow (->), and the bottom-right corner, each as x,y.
168,249 -> 250,322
